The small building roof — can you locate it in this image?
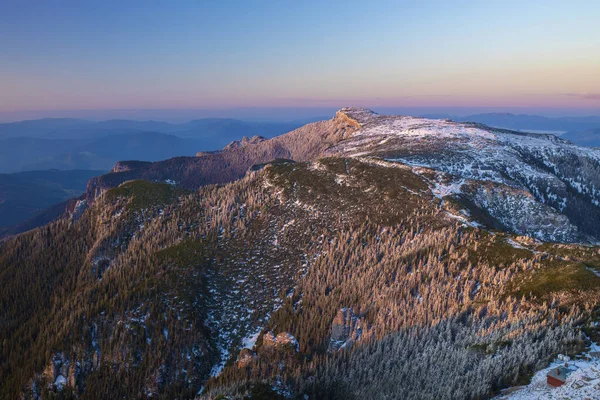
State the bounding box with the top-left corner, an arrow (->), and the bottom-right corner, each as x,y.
547,365 -> 576,383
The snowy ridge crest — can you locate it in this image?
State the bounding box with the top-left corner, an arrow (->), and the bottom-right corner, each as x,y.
328,108 -> 600,243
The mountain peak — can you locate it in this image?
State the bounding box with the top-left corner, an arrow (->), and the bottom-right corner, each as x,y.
335,107 -> 378,127
223,135 -> 267,150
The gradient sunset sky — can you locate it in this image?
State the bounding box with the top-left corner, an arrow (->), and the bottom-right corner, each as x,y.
1,0 -> 599,117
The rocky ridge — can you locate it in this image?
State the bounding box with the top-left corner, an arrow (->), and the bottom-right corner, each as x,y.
76,107 -> 600,244
327,107 -> 600,242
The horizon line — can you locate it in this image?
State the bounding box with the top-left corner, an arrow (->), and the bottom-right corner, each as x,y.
1,105 -> 600,124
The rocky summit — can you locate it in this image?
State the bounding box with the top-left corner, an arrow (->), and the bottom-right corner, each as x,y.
329,107 -> 600,242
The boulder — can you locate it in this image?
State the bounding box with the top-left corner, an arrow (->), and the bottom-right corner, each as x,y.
42,353 -> 69,385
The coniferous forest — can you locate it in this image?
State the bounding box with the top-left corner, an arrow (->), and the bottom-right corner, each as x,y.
2,156 -> 599,399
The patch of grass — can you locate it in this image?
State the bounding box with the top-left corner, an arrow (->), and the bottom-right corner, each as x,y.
351,160 -> 428,192
265,157 -> 438,227
507,261 -> 600,300
267,157 -> 428,196
536,243 -> 600,271
105,180 -> 181,211
156,239 -> 210,267
468,233 -> 532,268
249,158 -> 295,172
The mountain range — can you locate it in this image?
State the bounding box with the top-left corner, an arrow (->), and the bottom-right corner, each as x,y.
423,112 -> 600,134
1,109 -> 600,399
562,128 -> 600,147
0,118 -> 320,173
2,113 -> 600,175
0,117 -> 324,140
80,108 -> 600,243
0,169 -> 105,235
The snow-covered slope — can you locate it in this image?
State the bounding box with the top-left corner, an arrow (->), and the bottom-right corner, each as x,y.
329,108 -> 600,243
499,343 -> 600,399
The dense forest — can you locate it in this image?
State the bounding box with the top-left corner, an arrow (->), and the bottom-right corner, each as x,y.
1,156 -> 599,399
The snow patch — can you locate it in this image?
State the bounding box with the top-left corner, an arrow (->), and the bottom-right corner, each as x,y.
54,375 -> 67,390
241,329 -> 262,350
500,343 -> 600,399
432,180 -> 464,199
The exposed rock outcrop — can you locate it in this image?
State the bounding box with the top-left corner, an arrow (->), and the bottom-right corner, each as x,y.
41,353 -> 78,392
223,135 -> 267,150
42,353 -> 69,386
236,348 -> 257,368
262,331 -> 299,352
35,346 -> 100,396
71,199 -> 88,222
111,160 -> 153,173
329,308 -> 364,352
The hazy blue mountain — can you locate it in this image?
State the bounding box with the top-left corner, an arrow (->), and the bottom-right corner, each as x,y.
0,118 -> 92,139
178,118 -> 309,139
0,118 -> 179,139
452,113 -> 600,133
0,137 -> 84,172
417,113 -> 600,134
0,133 -> 195,172
419,113 -> 454,120
13,133 -> 203,172
0,118 -> 313,172
0,169 -> 105,229
0,117 -> 312,140
562,128 -> 600,147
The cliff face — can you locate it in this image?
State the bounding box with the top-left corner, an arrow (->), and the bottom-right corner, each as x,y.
110,160 -> 153,173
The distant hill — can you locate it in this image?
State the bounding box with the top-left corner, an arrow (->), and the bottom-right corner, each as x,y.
19,132 -> 204,172
0,117 -> 312,140
422,113 -> 600,134
561,128 -> 600,147
0,137 -> 83,172
0,133 -> 199,172
0,118 -> 313,173
0,169 -> 105,229
0,118 -> 92,138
